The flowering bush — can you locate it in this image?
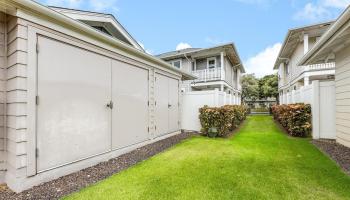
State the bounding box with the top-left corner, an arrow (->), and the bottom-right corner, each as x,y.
271,104 -> 312,137
199,105 -> 248,137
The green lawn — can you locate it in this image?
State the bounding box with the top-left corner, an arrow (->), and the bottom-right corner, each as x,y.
64,116 -> 350,200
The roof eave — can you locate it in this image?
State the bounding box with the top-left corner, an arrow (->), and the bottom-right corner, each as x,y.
5,0 -> 195,80
48,6 -> 144,51
298,6 -> 350,66
274,21 -> 335,69
158,43 -> 246,73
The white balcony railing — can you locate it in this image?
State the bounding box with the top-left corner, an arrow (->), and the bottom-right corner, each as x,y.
192,68 -> 221,82
305,62 -> 335,71
279,62 -> 336,88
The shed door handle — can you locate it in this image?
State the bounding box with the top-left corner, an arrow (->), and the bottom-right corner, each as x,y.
107,101 -> 114,109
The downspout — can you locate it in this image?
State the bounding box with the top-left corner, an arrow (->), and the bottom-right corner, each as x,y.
184,53 -> 192,70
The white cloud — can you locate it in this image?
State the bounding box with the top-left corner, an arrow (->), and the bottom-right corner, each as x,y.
244,43 -> 281,78
323,0 -> 350,8
294,0 -> 350,22
176,42 -> 192,51
293,3 -> 331,22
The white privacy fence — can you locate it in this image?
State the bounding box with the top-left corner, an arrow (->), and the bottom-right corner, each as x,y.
280,80 -> 335,139
181,89 -> 241,131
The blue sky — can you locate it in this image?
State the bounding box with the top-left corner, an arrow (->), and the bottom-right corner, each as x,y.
37,0 -> 349,77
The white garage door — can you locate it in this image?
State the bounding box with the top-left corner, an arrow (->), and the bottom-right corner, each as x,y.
155,73 -> 179,137
36,36 -> 112,172
111,60 -> 149,149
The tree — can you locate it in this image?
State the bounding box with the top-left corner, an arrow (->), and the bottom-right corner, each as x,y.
259,74 -> 279,102
241,74 -> 259,101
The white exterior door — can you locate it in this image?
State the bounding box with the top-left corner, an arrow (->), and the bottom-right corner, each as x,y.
155,73 -> 179,136
155,73 -> 169,136
111,60 -> 149,149
168,78 -> 179,133
36,36 -> 111,172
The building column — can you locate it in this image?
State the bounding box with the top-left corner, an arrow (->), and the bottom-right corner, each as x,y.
220,52 -> 225,81
220,84 -> 224,92
304,76 -> 310,86
304,33 -> 309,55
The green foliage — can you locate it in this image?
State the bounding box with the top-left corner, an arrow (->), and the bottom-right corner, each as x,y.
199,105 -> 248,137
242,73 -> 278,103
271,104 -> 312,137
259,74 -> 279,100
241,74 -> 259,101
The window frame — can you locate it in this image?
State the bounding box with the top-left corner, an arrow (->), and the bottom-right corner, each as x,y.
169,59 -> 182,69
207,57 -> 217,69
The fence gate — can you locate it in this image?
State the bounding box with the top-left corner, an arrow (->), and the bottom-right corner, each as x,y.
319,81 -> 336,139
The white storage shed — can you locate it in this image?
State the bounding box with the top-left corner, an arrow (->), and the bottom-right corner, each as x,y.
0,0 -> 194,192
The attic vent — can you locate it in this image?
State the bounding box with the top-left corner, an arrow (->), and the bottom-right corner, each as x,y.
92,26 -> 112,36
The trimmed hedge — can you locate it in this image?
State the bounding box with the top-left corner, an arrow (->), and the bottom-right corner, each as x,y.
199,105 -> 249,137
271,104 -> 312,137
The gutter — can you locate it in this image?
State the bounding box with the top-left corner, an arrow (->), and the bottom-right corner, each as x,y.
8,0 -> 196,80
298,6 -> 350,66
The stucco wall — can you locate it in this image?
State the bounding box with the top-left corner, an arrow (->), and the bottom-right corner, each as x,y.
335,45 -> 350,148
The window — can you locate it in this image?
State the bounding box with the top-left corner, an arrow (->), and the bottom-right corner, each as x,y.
169,59 -> 182,69
207,57 -> 216,69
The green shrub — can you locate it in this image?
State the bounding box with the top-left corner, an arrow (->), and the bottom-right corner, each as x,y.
271,104 -> 312,137
199,105 -> 248,137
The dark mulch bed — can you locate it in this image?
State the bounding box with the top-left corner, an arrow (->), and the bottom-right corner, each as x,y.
312,139 -> 350,175
1,132 -> 196,200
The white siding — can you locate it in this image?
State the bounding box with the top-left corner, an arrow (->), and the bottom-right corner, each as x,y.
225,57 -> 233,87
5,17 -> 28,184
335,45 -> 350,148
0,12 -> 6,181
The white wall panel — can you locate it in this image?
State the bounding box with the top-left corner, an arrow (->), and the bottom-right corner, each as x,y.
168,77 -> 179,133
36,36 -> 111,172
155,73 -> 169,137
111,60 -> 149,149
335,45 -> 350,147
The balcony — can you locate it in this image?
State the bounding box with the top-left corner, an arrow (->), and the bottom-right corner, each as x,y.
192,68 -> 222,83
291,62 -> 335,80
